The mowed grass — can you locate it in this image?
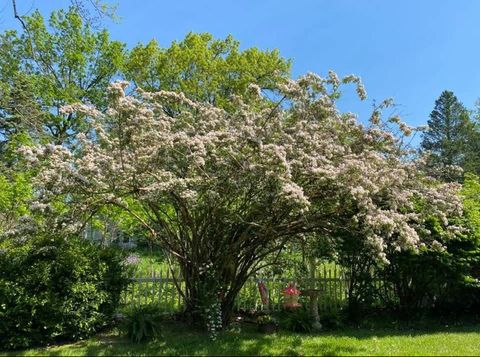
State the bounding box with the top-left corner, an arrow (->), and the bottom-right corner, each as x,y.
130,246 -> 343,279
3,323 -> 480,356
128,245 -> 171,277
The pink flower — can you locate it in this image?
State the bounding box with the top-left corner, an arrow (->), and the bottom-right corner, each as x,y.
283,283 -> 300,296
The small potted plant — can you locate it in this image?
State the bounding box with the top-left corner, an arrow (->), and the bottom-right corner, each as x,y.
256,314 -> 278,333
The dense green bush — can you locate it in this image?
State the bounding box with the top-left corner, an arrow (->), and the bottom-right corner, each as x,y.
382,219 -> 480,315
334,214 -> 480,318
0,233 -> 132,350
330,176 -> 480,319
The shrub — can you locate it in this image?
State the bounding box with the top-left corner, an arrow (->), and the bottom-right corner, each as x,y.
122,305 -> 163,343
319,301 -> 345,330
379,210 -> 480,316
320,313 -> 342,330
334,189 -> 480,320
276,308 -> 313,333
0,233 -> 132,350
334,230 -> 381,320
384,245 -> 480,314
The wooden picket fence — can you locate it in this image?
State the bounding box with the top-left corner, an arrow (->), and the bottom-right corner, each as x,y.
121,265 -> 350,313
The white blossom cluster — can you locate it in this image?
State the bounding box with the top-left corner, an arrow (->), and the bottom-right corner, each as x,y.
20,71 -> 462,263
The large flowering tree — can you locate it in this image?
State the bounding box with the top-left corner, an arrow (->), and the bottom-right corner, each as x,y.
21,72 -> 462,325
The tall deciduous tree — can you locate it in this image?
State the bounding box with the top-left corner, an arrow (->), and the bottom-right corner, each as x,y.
421,90 -> 474,181
0,6 -> 125,236
0,7 -> 125,147
10,0 -> 117,27
123,33 -> 291,110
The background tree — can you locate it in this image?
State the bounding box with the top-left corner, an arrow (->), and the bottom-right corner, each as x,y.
462,173 -> 480,239
0,7 -> 125,148
0,6 -> 126,241
123,33 -> 291,111
463,101 -> 480,175
0,75 -> 42,159
421,90 -> 475,181
10,0 -> 117,26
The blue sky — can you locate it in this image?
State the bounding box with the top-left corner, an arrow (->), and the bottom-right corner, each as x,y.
1,0 -> 479,141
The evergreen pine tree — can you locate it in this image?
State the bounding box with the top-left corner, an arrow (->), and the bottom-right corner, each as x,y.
421,90 -> 473,181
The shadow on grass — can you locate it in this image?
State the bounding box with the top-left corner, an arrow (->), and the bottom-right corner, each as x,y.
5,322 -> 480,356
30,325 -> 366,356
79,333 -> 364,357
320,320 -> 480,339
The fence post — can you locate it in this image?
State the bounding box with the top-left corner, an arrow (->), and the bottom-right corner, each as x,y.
159,271 -> 163,305
131,273 -> 135,308
333,267 -> 337,309
166,269 -> 170,309
152,271 -> 156,305
177,269 -> 182,310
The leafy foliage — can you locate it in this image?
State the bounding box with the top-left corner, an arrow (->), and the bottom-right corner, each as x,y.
0,7 -> 125,147
462,174 -> 480,237
383,179 -> 480,315
2,4 -> 477,334
0,171 -> 32,233
331,178 -> 480,318
124,32 -> 291,111
122,305 -> 163,343
276,308 -> 313,333
0,234 -> 132,350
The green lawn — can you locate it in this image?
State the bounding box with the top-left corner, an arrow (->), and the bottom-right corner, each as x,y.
3,323 -> 480,356
130,246 -> 342,279
132,246 -> 169,277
